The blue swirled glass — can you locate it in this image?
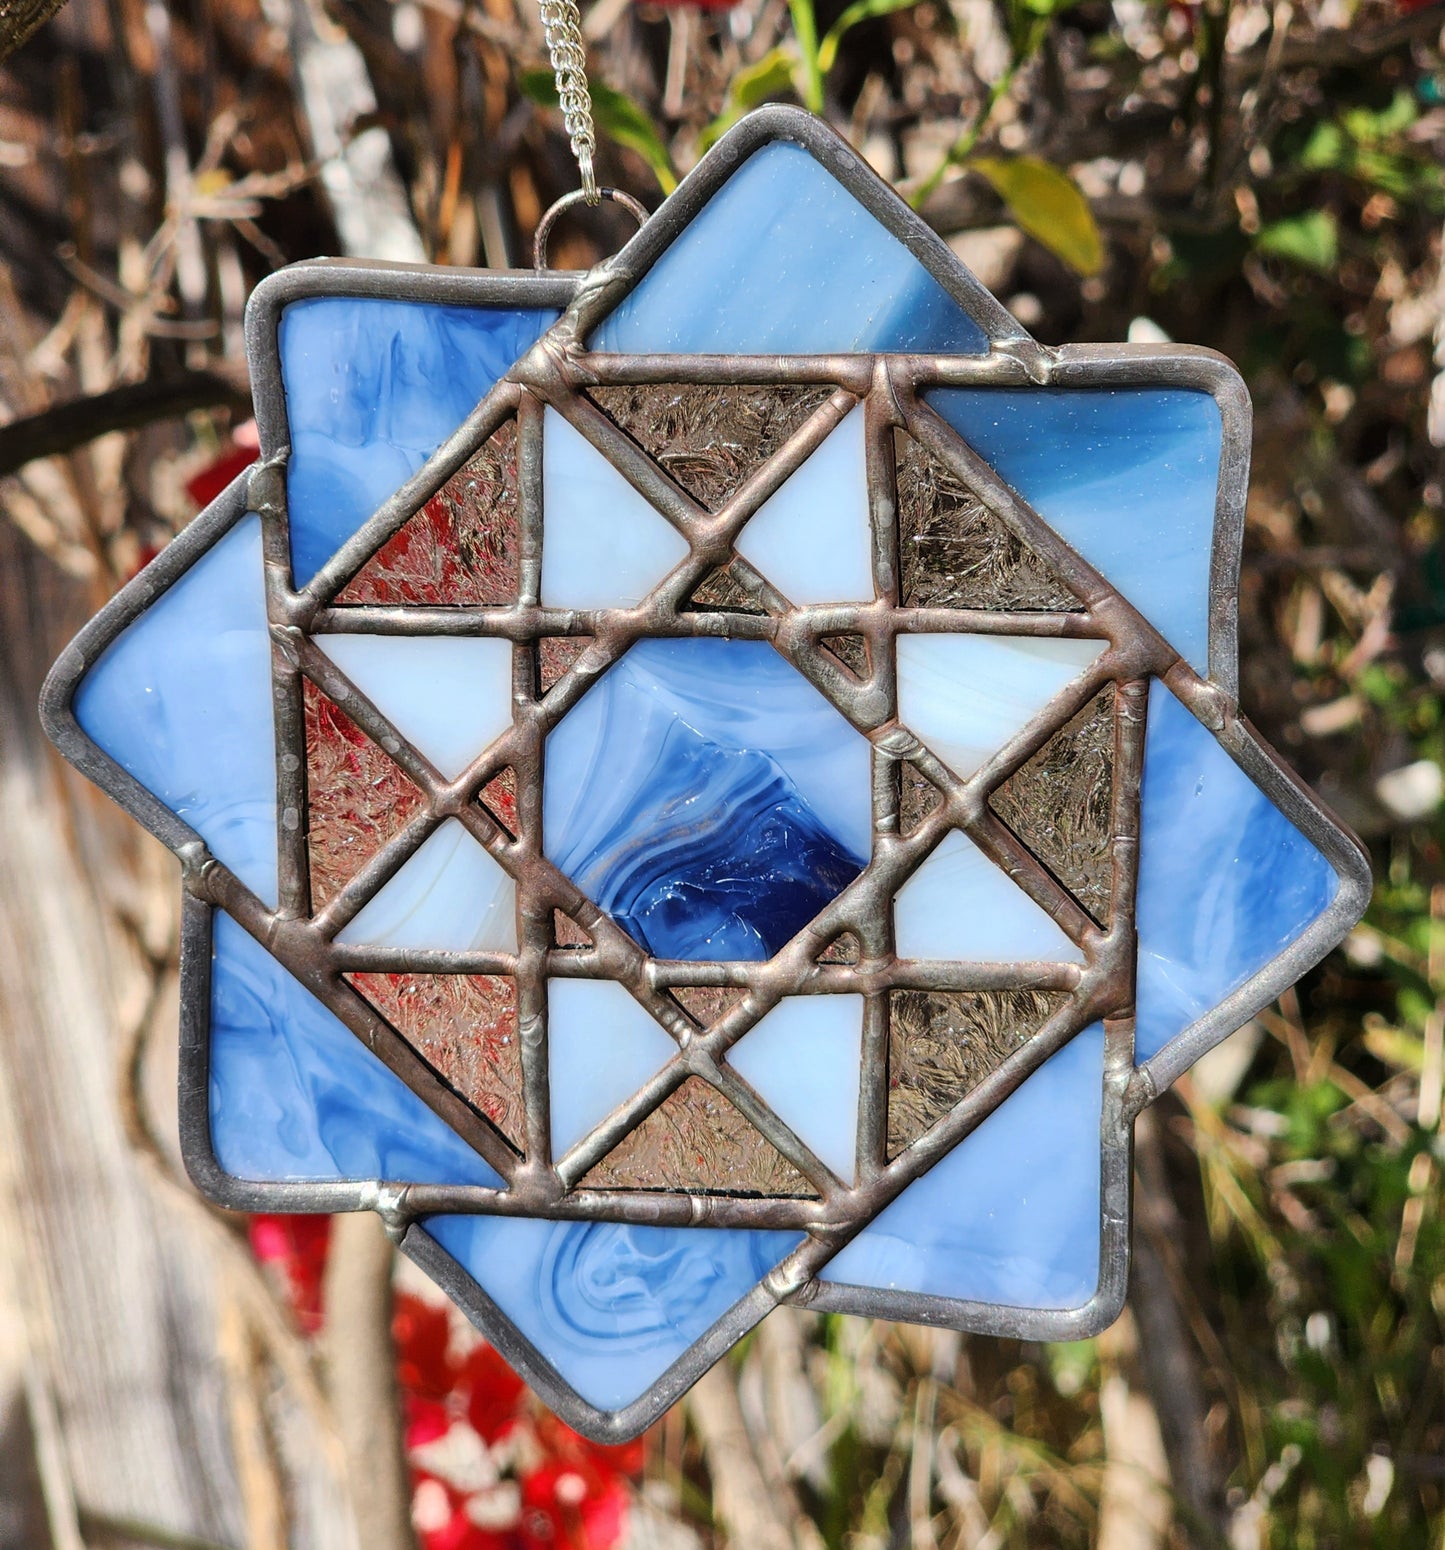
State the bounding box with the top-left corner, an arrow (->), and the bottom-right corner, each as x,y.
1134,681 -> 1339,1064
820,1024 -> 1105,1309
74,516 -> 279,906
209,912 -> 502,1187
422,1214 -> 803,1411
279,298 -> 559,587
590,142 -> 988,357
927,387 -> 1223,676
543,639 -> 872,961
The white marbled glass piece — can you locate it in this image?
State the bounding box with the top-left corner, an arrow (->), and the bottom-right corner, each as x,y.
820,1024 -> 1104,1309
548,980 -> 678,1156
335,818 -> 516,951
727,995 -> 864,1182
734,405 -> 874,604
540,410 -> 691,610
896,634 -> 1105,780
73,517 -> 279,905
894,829 -> 1084,963
314,633 -> 513,780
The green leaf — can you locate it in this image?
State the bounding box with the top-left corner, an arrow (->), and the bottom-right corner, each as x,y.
788,0 -> 824,111
517,69 -> 677,194
1256,210 -> 1338,273
967,155 -> 1103,276
697,48 -> 798,153
817,0 -> 922,75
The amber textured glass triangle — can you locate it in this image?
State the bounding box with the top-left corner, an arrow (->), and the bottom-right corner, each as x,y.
336,420 -> 520,605
895,430 -> 1081,611
582,1076 -> 818,1196
304,680 -> 426,906
670,985 -> 748,1029
348,972 -> 524,1149
684,562 -> 769,614
819,633 -> 870,679
538,636 -> 591,694
887,989 -> 1066,1158
989,686 -> 1115,925
478,766 -> 518,838
589,383 -> 835,510
818,932 -> 861,965
553,910 -> 593,949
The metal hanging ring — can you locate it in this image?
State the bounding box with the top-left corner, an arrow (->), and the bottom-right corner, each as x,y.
533,187 -> 650,272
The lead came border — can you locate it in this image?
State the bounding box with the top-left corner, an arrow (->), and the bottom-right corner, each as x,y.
38,108 -> 1372,1441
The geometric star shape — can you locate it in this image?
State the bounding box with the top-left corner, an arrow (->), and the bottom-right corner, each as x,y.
314,633 -> 513,779
333,818 -> 516,953
727,994 -> 865,1182
546,980 -> 678,1156
734,404 -> 874,603
893,829 -> 1085,963
42,107 -> 1371,1445
539,409 -> 691,610
895,633 -> 1107,781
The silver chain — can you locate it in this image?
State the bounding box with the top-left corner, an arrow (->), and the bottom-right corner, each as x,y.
537,0 -> 598,204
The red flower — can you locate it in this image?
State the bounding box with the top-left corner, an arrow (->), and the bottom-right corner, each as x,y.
394,1291 -> 460,1400
462,1343 -> 527,1443
184,432 -> 259,509
247,1214 -> 330,1333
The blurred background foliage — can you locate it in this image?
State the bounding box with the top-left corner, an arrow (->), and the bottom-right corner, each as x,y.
1,0 -> 1444,1544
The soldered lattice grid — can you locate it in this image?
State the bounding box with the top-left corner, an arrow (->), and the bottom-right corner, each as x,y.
231,350 -> 1160,1237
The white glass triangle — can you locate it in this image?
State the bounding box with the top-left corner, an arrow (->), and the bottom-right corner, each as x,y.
540,410 -> 691,610
315,634 -> 513,780
733,404 -> 874,604
727,995 -> 864,1182
548,980 -> 678,1156
896,634 -> 1105,780
335,818 -> 516,951
894,829 -> 1083,963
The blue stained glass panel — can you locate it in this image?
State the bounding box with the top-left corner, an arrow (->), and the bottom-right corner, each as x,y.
74,517 -> 279,906
279,298 -> 558,587
543,638 -> 872,962
927,387 -> 1223,676
591,143 -> 988,356
820,1024 -> 1105,1309
1134,681 -> 1339,1064
422,1214 -> 803,1411
209,913 -> 503,1186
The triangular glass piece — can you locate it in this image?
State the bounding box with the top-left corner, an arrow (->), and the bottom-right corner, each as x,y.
421,1214 -> 805,1414
734,405 -> 874,605
305,680 -> 426,906
335,420 -> 520,606
895,430 -> 1081,611
553,910 -> 593,949
538,636 -> 592,693
990,687 -> 1115,926
895,634 -> 1106,781
281,300 -> 557,588
547,980 -> 677,1155
817,932 -> 860,965
727,995 -> 864,1183
209,914 -> 502,1186
478,766 -> 517,839
819,633 -> 869,679
335,818 -> 516,952
314,634 -> 513,781
589,140 -> 989,356
684,562 -> 769,614
926,388 -> 1225,675
581,1076 -> 818,1196
670,985 -> 748,1028
348,972 -> 524,1149
821,1026 -> 1105,1310
886,988 -> 1066,1159
540,410 -> 691,610
899,761 -> 943,837
1135,681 -> 1339,1064
894,830 -> 1083,963
73,517 -> 279,905
589,382 -> 836,510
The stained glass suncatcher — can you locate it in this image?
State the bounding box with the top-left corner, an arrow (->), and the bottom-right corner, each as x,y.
43,107 -> 1370,1440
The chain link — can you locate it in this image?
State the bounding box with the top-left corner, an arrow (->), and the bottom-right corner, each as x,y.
537,0 -> 598,204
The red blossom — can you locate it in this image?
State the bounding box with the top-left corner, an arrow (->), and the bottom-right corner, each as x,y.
247,1214 -> 330,1333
